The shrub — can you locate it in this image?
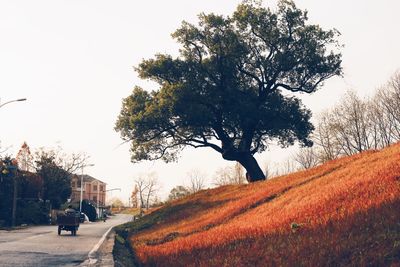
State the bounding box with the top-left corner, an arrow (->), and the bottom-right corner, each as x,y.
82,200 -> 97,221
16,200 -> 48,225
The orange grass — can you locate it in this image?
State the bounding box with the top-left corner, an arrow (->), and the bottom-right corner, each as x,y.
128,144 -> 400,266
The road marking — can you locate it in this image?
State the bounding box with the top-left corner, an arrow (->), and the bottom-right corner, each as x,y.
23,231 -> 53,240
87,225 -> 114,265
25,234 -> 46,240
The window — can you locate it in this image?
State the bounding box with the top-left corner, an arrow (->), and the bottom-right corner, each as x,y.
93,196 -> 97,202
77,180 -> 81,188
100,185 -> 104,192
93,185 -> 97,191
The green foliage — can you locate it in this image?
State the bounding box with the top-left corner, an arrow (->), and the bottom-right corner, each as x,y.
119,208 -> 140,215
0,157 -> 47,226
18,171 -> 43,199
36,154 -> 71,209
15,200 -> 48,225
115,234 -> 125,245
115,0 -> 342,181
82,199 -> 97,221
168,185 -> 190,201
116,201 -> 201,239
113,230 -> 138,267
111,198 -> 124,208
0,157 -> 17,226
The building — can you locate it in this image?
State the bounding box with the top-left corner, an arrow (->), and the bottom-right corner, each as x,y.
70,174 -> 106,207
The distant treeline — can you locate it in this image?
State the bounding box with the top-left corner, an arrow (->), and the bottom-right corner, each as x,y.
292,71 -> 400,170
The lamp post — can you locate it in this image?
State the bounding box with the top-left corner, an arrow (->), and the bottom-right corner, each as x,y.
105,188 -> 121,193
97,180 -> 100,218
79,163 -> 94,213
105,188 -> 121,204
105,188 -> 121,211
9,165 -> 18,227
0,98 -> 27,108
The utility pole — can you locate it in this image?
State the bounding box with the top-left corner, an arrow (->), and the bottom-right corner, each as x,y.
97,180 -> 100,218
79,164 -> 94,213
10,165 -> 17,227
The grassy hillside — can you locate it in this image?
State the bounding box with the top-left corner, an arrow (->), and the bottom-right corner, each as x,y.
115,143 -> 400,266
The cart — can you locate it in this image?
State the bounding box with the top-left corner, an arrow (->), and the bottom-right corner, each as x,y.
57,211 -> 80,236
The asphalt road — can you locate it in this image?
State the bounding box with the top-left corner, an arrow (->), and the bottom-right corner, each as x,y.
0,214 -> 132,267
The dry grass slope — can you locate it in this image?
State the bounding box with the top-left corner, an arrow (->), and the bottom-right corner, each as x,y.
126,143 -> 400,266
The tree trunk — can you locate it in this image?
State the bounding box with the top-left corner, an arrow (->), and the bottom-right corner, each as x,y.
11,174 -> 18,227
238,153 -> 266,182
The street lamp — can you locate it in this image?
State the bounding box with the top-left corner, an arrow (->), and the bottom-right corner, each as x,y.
105,188 -> 121,203
103,187 -> 121,214
79,163 -> 94,213
0,98 -> 27,108
0,98 -> 27,227
105,188 -> 121,192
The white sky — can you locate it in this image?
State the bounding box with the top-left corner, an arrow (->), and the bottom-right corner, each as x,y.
1,0 -> 399,203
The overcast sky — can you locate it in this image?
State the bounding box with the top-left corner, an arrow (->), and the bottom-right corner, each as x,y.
1,0 -> 399,203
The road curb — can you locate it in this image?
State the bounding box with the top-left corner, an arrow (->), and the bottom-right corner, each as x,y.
80,225 -> 115,267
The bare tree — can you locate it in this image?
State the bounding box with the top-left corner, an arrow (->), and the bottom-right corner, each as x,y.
213,163 -> 247,186
314,91 -> 375,158
313,111 -> 342,162
262,158 -> 298,178
262,159 -> 276,179
233,162 -> 246,184
312,72 -> 400,161
130,185 -> 139,208
292,147 -> 320,170
366,96 -> 387,149
385,71 -> 400,139
187,169 -> 206,193
213,166 -> 233,186
34,146 -> 89,174
134,176 -> 148,209
332,91 -> 374,155
63,152 -> 90,174
0,141 -> 11,155
372,72 -> 400,143
307,71 -> 400,166
145,174 -> 159,210
16,142 -> 34,172
134,172 -> 160,210
277,159 -> 298,176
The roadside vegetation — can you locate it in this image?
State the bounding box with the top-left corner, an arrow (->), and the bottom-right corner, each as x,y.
114,142 -> 400,266
0,144 -> 89,227
118,208 -> 140,216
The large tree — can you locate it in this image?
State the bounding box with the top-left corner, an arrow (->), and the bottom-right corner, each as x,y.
115,0 -> 342,182
36,154 -> 71,209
